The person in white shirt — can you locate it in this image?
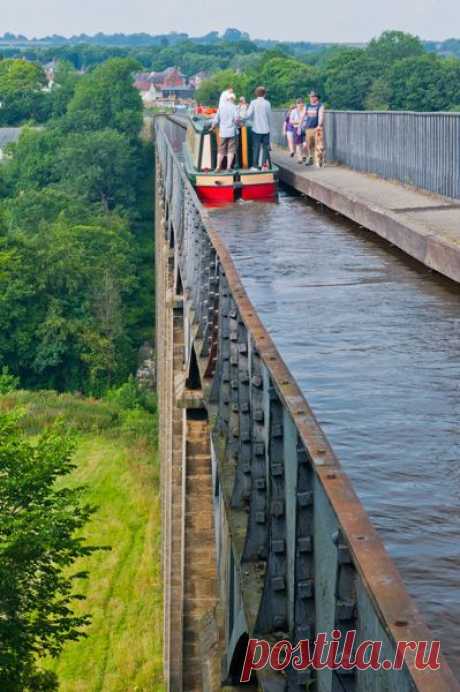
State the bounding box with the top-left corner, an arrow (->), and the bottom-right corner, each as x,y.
211,93 -> 239,171
219,87 -> 235,109
245,86 -> 272,170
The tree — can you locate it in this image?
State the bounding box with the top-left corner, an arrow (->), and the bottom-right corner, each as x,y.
3,127 -> 63,193
364,77 -> 392,110
0,412 -> 97,690
0,59 -> 45,92
322,47 -> 375,109
195,57 -> 321,107
65,57 -> 142,138
257,56 -> 321,105
0,59 -> 48,125
55,129 -> 138,211
48,60 -> 80,118
2,188 -> 93,232
442,57 -> 460,110
367,31 -> 425,64
223,28 -> 249,42
389,54 -> 448,111
195,69 -> 247,105
0,212 -> 137,392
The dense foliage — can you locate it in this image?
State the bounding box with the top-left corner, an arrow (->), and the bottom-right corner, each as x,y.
0,380 -> 159,690
0,39 -> 262,76
0,59 -> 48,125
0,48 -> 157,692
0,411 -> 97,690
1,30 -> 460,113
196,31 -> 460,111
0,58 -> 154,394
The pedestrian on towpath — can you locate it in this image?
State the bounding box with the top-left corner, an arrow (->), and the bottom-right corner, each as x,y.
303,90 -> 325,167
283,105 -> 295,157
245,86 -> 272,170
289,98 -> 307,163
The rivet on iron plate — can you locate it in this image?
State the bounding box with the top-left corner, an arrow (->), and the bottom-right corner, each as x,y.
272,464 -> 284,477
298,492 -> 313,507
256,511 -> 265,524
299,580 -> 314,599
298,537 -> 312,553
255,442 -> 265,456
272,576 -> 286,592
271,499 -> 285,517
272,539 -> 285,554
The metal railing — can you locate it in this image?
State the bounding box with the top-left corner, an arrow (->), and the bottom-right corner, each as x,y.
155,116 -> 459,691
271,109 -> 460,199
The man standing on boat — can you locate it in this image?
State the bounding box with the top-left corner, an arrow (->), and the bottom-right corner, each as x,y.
219,86 -> 235,108
245,86 -> 272,170
211,92 -> 239,172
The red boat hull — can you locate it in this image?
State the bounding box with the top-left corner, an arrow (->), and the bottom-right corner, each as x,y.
196,185 -> 235,205
240,182 -> 277,202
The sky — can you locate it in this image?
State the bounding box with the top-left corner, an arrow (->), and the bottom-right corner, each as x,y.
1,0 -> 459,42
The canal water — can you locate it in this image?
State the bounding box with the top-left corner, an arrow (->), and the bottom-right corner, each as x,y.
208,188 -> 460,676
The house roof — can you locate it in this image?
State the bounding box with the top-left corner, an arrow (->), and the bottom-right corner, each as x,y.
0,128 -> 22,148
134,80 -> 152,91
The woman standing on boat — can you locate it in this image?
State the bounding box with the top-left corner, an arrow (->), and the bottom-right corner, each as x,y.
289,98 -> 307,163
211,93 -> 239,172
283,105 -> 295,157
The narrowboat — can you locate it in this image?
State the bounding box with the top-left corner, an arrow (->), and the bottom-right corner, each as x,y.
182,115 -> 279,205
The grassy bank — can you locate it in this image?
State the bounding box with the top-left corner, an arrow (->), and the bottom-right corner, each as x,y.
0,390 -> 164,691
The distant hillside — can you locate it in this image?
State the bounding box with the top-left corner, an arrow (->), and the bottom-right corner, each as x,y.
1,28 -> 460,59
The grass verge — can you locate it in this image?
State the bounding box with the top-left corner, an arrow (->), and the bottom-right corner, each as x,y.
0,390 -> 164,691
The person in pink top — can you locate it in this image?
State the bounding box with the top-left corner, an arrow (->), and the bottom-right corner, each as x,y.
283,105 -> 295,157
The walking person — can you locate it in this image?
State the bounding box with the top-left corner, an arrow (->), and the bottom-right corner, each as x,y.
304,90 -> 325,167
283,105 -> 295,157
289,98 -> 307,163
211,93 -> 239,172
245,86 -> 272,170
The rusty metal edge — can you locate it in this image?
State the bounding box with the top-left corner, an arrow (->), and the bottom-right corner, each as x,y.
156,118 -> 460,691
